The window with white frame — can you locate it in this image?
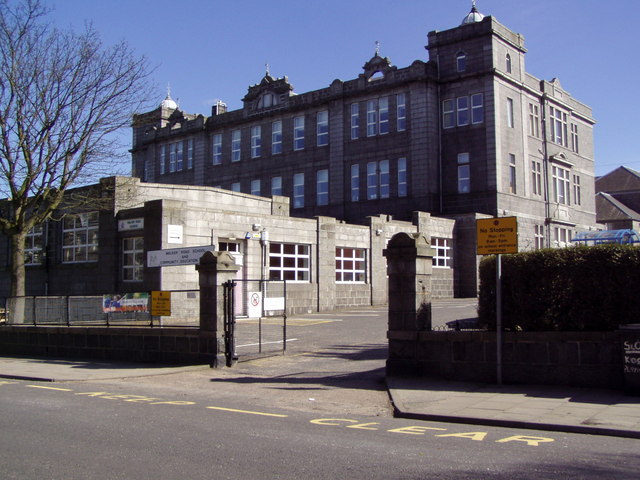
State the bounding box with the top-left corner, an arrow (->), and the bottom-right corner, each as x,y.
471,93 -> 484,124
293,172 -> 304,208
444,95 -> 483,128
457,97 -> 469,126
212,134 -> 222,165
367,162 -> 377,200
534,225 -> 544,250
293,116 -> 305,150
251,125 -> 261,158
550,106 -> 568,146
509,154 -> 517,194
271,176 -> 282,196
506,97 -> 514,128
367,99 -> 378,136
366,160 -> 389,200
457,153 -> 470,194
573,174 -> 581,206
531,160 -> 542,196
552,165 -> 570,204
316,169 -> 329,206
335,247 -> 366,283
219,241 -> 240,254
398,157 -> 407,197
571,123 -> 579,153
159,144 -> 166,174
122,237 -> 144,282
553,227 -> 571,247
350,103 -> 360,140
379,160 -> 389,198
187,138 -> 194,169
443,99 -> 455,129
397,93 -> 406,131
432,238 -> 451,268
379,97 -> 389,134
168,141 -> 183,172
272,121 -> 282,155
269,243 -> 310,281
456,52 -> 466,72
62,212 -> 99,263
231,129 -> 241,162
25,224 -> 44,265
351,164 -> 359,202
251,179 -> 261,196
528,103 -> 540,138
317,111 -> 329,146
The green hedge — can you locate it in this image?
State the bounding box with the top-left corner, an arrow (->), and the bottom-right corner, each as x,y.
478,245 -> 640,331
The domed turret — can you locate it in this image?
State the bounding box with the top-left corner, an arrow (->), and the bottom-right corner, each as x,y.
160,85 -> 178,110
461,0 -> 485,25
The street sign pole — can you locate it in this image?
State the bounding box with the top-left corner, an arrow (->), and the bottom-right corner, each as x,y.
476,216 -> 518,387
496,254 -> 502,386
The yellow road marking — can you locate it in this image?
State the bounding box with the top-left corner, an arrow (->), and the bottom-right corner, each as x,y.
26,385 -> 73,392
207,406 -> 288,418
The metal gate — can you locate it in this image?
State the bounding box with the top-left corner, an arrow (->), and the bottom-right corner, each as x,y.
222,279 -> 287,365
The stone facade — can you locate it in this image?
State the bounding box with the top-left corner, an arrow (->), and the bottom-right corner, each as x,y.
130,9 -> 597,296
0,177 -> 455,314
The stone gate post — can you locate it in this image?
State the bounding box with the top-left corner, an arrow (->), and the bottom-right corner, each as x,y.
383,232 -> 433,375
197,251 -> 240,367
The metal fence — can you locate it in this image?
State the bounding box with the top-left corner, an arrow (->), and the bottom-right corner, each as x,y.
0,291 -> 200,327
232,279 -> 288,358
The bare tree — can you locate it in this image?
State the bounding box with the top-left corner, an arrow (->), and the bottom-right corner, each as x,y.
0,0 -> 153,307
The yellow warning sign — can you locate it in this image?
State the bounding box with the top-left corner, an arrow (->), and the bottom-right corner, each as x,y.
476,217 -> 518,255
151,291 -> 171,316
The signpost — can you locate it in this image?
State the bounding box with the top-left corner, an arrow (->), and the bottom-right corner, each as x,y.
151,291 -> 171,316
476,217 -> 518,385
147,246 -> 215,268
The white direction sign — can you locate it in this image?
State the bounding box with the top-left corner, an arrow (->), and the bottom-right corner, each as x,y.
147,246 -> 215,267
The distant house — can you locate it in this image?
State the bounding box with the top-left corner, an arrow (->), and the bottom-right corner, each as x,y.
595,166 -> 640,231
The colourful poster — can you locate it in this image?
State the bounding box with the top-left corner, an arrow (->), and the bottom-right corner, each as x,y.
102,292 -> 149,313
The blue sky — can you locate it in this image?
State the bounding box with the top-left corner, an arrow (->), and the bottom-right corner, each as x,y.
47,0 -> 639,177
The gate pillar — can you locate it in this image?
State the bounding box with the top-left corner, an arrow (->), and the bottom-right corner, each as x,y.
197,251 -> 240,367
383,232 -> 433,375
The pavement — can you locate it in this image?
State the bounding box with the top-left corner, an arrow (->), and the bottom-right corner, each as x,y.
1,355 -> 639,439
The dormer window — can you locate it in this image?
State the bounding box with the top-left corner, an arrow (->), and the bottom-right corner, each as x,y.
369,71 -> 384,82
506,53 -> 512,73
456,52 -> 466,72
258,93 -> 278,109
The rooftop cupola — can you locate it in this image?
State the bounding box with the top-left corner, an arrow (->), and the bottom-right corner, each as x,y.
160,85 -> 178,110
461,0 -> 485,25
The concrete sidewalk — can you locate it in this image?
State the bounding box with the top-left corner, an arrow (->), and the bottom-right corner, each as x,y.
387,376 -> 640,439
2,355 -> 640,439
0,355 -> 206,382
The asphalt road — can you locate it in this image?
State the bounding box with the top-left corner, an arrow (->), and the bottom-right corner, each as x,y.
1,300 -> 639,479
1,379 -> 639,480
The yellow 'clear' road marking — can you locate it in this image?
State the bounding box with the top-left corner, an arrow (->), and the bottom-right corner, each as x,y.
27,385 -> 72,392
206,406 -> 288,418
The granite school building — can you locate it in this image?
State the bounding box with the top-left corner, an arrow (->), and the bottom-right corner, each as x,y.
130,3 -> 599,291
0,176 -> 457,315
0,5 -> 601,312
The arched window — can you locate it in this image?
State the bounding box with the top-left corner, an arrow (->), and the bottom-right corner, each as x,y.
456,52 -> 466,72
506,53 -> 512,74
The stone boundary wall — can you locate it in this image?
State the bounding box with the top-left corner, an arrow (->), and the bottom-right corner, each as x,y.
0,326 -> 216,364
387,330 -> 626,389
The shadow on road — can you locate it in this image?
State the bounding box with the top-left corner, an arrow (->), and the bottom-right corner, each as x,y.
211,343 -> 388,392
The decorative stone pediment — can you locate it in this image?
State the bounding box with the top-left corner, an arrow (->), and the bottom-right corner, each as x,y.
361,53 -> 397,82
243,73 -> 294,111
